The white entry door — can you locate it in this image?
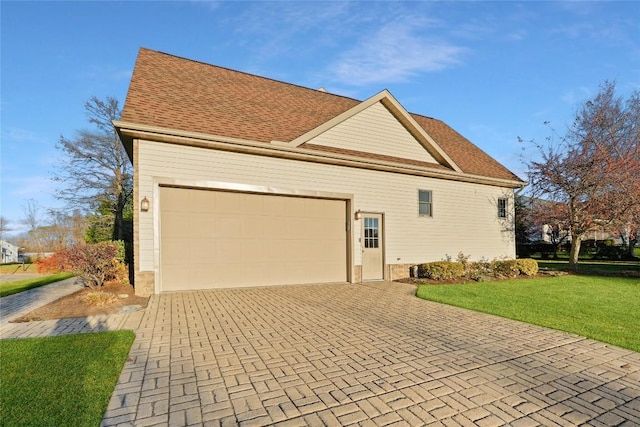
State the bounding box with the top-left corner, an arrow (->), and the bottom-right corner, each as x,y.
361,213 -> 383,280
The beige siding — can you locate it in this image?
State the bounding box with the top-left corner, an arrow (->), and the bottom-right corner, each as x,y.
308,102 -> 439,164
138,140 -> 515,282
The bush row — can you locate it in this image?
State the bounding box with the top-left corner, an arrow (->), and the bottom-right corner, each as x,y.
417,257 -> 538,282
518,240 -> 632,261
36,241 -> 128,288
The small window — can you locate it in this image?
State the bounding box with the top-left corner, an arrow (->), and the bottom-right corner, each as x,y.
364,217 -> 379,248
498,198 -> 508,218
418,190 -> 432,217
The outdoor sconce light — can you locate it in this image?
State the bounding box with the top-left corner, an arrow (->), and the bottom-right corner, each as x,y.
354,209 -> 362,220
140,196 -> 150,212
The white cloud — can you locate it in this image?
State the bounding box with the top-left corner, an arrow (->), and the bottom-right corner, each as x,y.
79,65 -> 132,82
506,29 -> 527,42
327,19 -> 466,86
6,128 -> 49,144
5,175 -> 57,199
231,2 -> 353,60
560,86 -> 592,105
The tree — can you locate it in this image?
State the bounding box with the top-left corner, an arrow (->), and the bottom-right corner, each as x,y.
0,216 -> 11,242
614,205 -> 640,259
40,209 -> 88,250
514,193 -> 533,244
527,199 -> 571,258
55,96 -> 132,241
22,199 -> 44,257
526,81 -> 640,271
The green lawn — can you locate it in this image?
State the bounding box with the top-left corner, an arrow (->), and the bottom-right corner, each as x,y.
0,272 -> 74,298
0,331 -> 135,426
416,275 -> 640,352
0,263 -> 37,274
537,259 -> 639,275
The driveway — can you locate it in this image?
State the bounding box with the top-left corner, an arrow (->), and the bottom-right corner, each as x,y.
102,282 -> 640,426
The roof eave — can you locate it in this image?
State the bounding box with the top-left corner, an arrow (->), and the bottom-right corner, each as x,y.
114,120 -> 526,189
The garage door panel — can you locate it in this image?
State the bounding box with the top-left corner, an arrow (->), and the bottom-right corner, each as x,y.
238,193 -> 264,215
241,215 -> 265,237
189,238 -> 216,260
263,217 -> 288,239
215,191 -> 246,213
282,240 -> 308,261
162,187 -> 190,211
217,239 -> 247,263
241,240 -> 266,262
286,218 -> 309,237
215,215 -> 244,238
162,265 -> 188,291
162,212 -> 192,238
190,190 -> 217,213
324,218 -> 346,236
262,194 -> 285,216
306,198 -> 343,218
262,239 -> 288,260
162,237 -> 191,265
160,187 -> 347,291
190,266 -> 218,289
189,212 -> 216,238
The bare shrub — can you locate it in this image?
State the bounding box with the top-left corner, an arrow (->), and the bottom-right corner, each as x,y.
83,291 -> 118,306
57,242 -> 128,288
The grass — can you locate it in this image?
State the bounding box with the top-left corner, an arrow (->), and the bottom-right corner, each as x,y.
0,272 -> 75,298
537,259 -> 639,275
0,331 -> 135,427
0,263 -> 37,274
416,275 -> 640,352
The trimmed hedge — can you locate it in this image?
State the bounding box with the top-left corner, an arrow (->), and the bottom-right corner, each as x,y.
416,258 -> 539,282
516,258 -> 539,276
418,262 -> 464,280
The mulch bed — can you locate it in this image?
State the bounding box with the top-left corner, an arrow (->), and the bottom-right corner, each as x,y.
12,281 -> 149,323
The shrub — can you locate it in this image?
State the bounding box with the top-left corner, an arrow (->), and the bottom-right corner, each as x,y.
465,259 -> 492,282
491,259 -> 520,279
593,245 -> 625,261
418,261 -> 464,280
516,258 -> 539,276
113,240 -> 126,263
57,242 -> 128,289
83,291 -> 118,306
36,253 -> 71,274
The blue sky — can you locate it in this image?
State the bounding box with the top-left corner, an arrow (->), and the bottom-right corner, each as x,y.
1,1 -> 639,236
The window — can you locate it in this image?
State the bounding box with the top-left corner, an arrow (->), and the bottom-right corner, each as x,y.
364,217 -> 379,248
418,190 -> 432,217
498,198 -> 508,218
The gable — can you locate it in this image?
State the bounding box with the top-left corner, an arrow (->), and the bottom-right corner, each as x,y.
302,101 -> 440,166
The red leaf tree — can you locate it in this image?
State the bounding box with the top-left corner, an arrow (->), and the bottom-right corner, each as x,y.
527,81 -> 640,271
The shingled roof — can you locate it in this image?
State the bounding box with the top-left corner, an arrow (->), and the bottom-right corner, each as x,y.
120,48 -> 523,184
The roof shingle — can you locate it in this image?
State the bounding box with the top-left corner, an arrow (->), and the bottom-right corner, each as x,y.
121,48 -> 523,183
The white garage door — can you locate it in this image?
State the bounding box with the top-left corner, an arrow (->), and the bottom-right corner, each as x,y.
159,187 -> 348,291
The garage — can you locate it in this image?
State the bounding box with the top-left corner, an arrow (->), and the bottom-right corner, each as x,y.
159,186 -> 348,291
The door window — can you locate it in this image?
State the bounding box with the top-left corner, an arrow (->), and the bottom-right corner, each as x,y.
364,217 -> 379,248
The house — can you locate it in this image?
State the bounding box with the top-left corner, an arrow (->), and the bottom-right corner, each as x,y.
115,48 -> 526,296
1,240 -> 19,264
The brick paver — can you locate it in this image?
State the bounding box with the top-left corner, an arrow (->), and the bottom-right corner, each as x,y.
99,281 -> 639,426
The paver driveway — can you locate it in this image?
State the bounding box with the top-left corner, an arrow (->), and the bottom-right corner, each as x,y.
102,282 -> 640,426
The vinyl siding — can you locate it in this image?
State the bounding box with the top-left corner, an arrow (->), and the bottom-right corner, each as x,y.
137,140 -> 515,273
308,102 -> 440,164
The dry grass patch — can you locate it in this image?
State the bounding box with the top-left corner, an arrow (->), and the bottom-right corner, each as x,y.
83,290 -> 118,306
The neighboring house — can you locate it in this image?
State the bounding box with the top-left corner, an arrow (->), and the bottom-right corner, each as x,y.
115,48 -> 526,296
1,240 -> 19,264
